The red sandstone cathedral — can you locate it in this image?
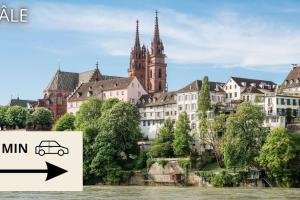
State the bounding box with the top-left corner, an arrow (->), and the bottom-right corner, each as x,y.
36,11 -> 167,121
128,10 -> 167,93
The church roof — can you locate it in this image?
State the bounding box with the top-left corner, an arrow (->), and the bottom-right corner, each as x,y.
68,77 -> 135,102
45,68 -> 123,92
177,80 -> 225,93
8,98 -> 36,108
136,91 -> 177,108
45,70 -> 79,92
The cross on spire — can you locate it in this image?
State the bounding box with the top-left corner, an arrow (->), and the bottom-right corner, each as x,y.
96,61 -> 99,69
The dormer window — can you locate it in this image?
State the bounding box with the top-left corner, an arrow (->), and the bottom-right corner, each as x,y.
285,80 -> 288,85
77,92 -> 82,98
87,91 -> 93,97
100,85 -> 104,89
241,82 -> 246,87
115,83 -> 118,87
290,80 -> 294,84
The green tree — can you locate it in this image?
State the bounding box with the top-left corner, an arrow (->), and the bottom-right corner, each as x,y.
97,101 -> 142,156
257,128 -> 295,187
101,98 -> 120,112
223,102 -> 266,168
148,118 -> 174,158
0,106 -> 8,130
53,113 -> 75,131
29,108 -> 52,130
5,106 -> 27,129
198,76 -> 211,115
74,97 -> 102,130
82,127 -> 99,184
198,76 -> 211,152
173,112 -> 192,157
206,113 -> 227,167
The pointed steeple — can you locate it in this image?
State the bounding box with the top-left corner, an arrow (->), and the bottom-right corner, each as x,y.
153,10 -> 160,43
151,10 -> 164,56
134,20 -> 141,49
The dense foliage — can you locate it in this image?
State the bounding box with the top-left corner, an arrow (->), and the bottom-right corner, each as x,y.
74,97 -> 102,130
27,107 -> 52,130
53,113 -> 75,131
223,102 -> 266,168
148,118 -> 174,158
75,98 -> 142,185
173,111 -> 192,157
5,106 -> 28,129
257,128 -> 300,187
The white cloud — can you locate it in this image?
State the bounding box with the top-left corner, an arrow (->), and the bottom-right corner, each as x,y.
29,2 -> 300,72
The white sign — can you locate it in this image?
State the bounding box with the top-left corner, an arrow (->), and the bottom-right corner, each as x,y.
0,131 -> 82,191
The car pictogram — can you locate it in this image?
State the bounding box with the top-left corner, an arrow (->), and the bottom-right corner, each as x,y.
35,140 -> 69,156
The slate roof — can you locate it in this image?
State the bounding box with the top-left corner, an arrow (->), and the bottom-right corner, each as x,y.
241,86 -> 264,94
281,66 -> 300,89
177,80 -> 225,93
136,91 -> 177,108
68,77 -> 135,102
45,69 -> 123,92
45,70 -> 79,92
231,77 -> 276,89
8,98 -> 36,108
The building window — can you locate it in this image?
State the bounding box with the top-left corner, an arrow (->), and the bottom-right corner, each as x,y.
148,121 -> 150,126
229,93 -> 232,98
158,68 -> 162,78
143,121 -> 146,126
144,113 -> 146,117
281,98 -> 285,105
191,123 -> 196,130
287,99 -> 291,105
293,99 -> 297,106
234,84 -> 237,89
234,92 -> 237,98
159,81 -> 162,91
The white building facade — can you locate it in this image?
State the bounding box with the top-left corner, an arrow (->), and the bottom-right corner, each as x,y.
176,80 -> 226,133
137,92 -> 177,140
67,77 -> 147,115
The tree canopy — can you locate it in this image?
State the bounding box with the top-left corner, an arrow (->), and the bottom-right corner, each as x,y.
53,112 -> 75,131
74,97 -> 102,130
148,118 -> 174,158
223,102 -> 266,168
173,111 -> 192,157
257,128 -> 296,187
5,106 -> 27,129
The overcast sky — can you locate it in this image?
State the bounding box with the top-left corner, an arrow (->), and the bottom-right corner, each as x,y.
1,0 -> 300,105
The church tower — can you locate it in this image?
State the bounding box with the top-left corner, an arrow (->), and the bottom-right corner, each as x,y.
147,10 -> 167,93
128,20 -> 147,88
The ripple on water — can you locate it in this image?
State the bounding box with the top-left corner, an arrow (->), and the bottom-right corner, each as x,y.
0,186 -> 299,200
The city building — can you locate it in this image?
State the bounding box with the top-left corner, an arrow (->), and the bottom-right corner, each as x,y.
265,93 -> 300,117
177,80 -> 226,132
36,65 -> 121,121
8,97 -> 36,108
67,76 -> 147,115
137,91 -> 177,139
282,64 -> 300,93
128,11 -> 167,93
224,77 -> 277,107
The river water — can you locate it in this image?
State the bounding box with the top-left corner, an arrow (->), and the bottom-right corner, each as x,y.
0,186 -> 299,199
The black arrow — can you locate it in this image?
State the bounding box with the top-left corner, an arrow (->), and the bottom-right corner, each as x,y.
0,162 -> 67,181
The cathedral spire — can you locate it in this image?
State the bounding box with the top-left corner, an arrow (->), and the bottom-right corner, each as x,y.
134,20 -> 141,49
153,10 -> 160,43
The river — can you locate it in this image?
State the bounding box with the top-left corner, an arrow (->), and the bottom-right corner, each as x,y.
0,186 -> 299,199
